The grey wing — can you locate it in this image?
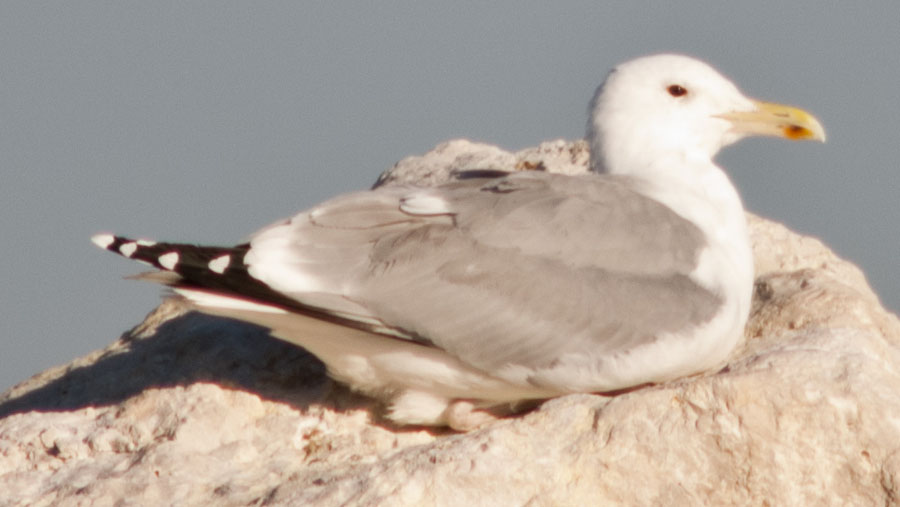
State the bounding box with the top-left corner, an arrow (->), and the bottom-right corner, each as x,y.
246,172 -> 721,377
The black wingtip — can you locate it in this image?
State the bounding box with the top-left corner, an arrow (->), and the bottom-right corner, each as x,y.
91,233 -> 165,268
92,233 -> 409,338
92,234 -> 271,304
91,233 -> 239,273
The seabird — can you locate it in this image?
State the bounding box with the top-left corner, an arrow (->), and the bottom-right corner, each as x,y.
92,54 -> 825,430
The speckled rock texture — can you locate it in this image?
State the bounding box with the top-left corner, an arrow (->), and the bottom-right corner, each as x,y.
1,140 -> 898,506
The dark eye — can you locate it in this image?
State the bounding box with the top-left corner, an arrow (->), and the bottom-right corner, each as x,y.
667,84 -> 688,97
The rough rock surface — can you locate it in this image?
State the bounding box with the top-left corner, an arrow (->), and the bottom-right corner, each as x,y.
2,140 -> 899,506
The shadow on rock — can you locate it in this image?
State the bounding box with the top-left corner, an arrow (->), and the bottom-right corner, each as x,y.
0,302 -> 336,418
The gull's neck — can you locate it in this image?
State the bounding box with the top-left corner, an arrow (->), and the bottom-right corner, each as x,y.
625,152 -> 748,241
586,113 -> 745,242
594,146 -> 754,320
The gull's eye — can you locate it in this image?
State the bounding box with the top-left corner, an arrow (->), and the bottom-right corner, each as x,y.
667,84 -> 688,97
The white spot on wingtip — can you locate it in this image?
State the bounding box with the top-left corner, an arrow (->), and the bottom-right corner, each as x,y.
91,233 -> 115,249
136,239 -> 157,247
158,252 -> 179,270
208,254 -> 230,274
119,242 -> 138,257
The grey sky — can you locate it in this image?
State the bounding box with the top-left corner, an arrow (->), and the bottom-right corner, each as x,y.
1,2 -> 897,392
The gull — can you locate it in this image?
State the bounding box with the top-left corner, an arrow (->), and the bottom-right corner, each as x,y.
93,54 -> 825,430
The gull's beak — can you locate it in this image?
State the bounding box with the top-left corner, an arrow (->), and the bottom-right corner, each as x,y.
718,100 -> 826,142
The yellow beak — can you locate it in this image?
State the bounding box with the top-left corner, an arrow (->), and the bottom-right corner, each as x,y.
718,100 -> 826,142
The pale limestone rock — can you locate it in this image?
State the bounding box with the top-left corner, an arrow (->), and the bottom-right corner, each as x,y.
372,139 -> 517,188
371,138 -> 590,188
1,140 -> 898,506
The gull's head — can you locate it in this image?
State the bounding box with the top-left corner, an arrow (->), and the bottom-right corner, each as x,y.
587,54 -> 825,175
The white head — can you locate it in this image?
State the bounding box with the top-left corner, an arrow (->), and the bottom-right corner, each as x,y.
587,54 -> 825,175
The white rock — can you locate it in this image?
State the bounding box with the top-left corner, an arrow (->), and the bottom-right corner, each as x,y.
1,140 -> 898,506
372,139 -> 516,188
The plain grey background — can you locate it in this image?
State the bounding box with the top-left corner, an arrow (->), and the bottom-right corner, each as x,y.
1,2 -> 897,392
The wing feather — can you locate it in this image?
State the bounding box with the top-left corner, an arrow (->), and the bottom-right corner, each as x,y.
244,172 -> 721,377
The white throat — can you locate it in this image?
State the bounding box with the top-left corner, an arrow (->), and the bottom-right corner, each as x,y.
634,155 -> 754,330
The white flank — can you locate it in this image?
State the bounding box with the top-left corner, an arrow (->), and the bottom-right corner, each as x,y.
208,254 -> 231,274
158,252 -> 179,270
91,233 -> 115,249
